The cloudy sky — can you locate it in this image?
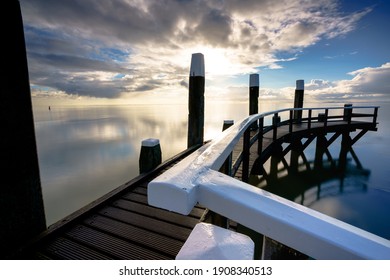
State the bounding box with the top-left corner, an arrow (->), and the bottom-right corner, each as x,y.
20,0 -> 390,105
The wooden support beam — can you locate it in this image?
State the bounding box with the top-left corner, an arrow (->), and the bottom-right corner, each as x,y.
349,147 -> 363,169
351,129 -> 369,146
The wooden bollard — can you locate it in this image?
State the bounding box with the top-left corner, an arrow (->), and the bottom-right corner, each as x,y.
1,0 -> 47,258
222,119 -> 234,131
139,138 -> 162,174
187,53 -> 205,148
343,103 -> 353,122
293,79 -> 304,122
249,74 -> 259,129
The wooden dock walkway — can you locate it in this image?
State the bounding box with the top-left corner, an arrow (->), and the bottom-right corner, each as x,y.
16,147 -> 206,260
15,107 -> 378,260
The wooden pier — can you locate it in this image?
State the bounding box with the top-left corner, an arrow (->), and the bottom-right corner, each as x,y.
7,2 -> 387,260
13,105 -> 380,260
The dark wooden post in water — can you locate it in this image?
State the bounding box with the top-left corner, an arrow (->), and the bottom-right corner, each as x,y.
1,0 -> 46,258
293,79 -> 304,122
187,53 -> 205,148
249,74 -> 259,129
139,139 -> 162,174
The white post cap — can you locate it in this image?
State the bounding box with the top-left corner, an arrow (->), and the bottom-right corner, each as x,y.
141,138 -> 160,147
250,73 -> 259,87
190,53 -> 205,77
296,79 -> 304,90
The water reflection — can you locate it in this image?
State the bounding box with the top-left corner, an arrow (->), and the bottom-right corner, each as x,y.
34,104 -> 190,225
34,102 -> 251,225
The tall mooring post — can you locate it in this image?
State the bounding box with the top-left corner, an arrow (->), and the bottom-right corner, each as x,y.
249,74 -> 259,129
1,0 -> 46,258
187,53 -> 205,148
293,79 -> 304,121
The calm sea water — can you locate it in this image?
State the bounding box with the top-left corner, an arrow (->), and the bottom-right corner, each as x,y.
33,100 -> 390,239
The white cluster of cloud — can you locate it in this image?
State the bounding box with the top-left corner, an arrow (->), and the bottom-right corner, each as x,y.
20,0 -> 385,103
304,63 -> 390,100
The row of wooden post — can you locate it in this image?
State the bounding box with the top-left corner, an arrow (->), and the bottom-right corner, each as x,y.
139,53 -> 306,175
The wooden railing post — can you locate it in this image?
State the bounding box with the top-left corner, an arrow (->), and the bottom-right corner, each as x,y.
242,128 -> 251,183
257,117 -> 264,155
373,107 -> 378,124
308,109 -> 312,130
289,109 -> 294,133
272,113 -> 279,140
324,109 -> 329,128
220,120 -> 234,176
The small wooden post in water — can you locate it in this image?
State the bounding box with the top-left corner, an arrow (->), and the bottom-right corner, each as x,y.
249,74 -> 259,129
1,0 -> 47,258
293,79 -> 304,122
187,53 -> 205,148
139,138 -> 162,174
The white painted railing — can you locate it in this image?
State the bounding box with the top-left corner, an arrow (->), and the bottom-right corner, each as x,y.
148,106 -> 389,259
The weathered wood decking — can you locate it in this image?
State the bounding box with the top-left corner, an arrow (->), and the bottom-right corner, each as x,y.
15,116 -> 377,260
15,146 -> 206,260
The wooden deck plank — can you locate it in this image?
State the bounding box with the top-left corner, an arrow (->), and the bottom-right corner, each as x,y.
112,199 -> 199,228
121,191 -> 205,218
64,225 -> 170,260
82,215 -> 183,257
38,237 -> 113,260
98,206 -> 192,241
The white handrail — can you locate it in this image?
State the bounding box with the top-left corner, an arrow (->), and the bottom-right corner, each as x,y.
148,106 -> 389,259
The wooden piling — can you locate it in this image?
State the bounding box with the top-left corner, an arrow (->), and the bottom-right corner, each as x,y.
187,53 -> 205,148
139,138 -> 162,174
293,80 -> 304,121
0,0 -> 47,258
290,138 -> 302,174
343,104 -> 353,123
249,74 -> 259,129
314,134 -> 327,170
